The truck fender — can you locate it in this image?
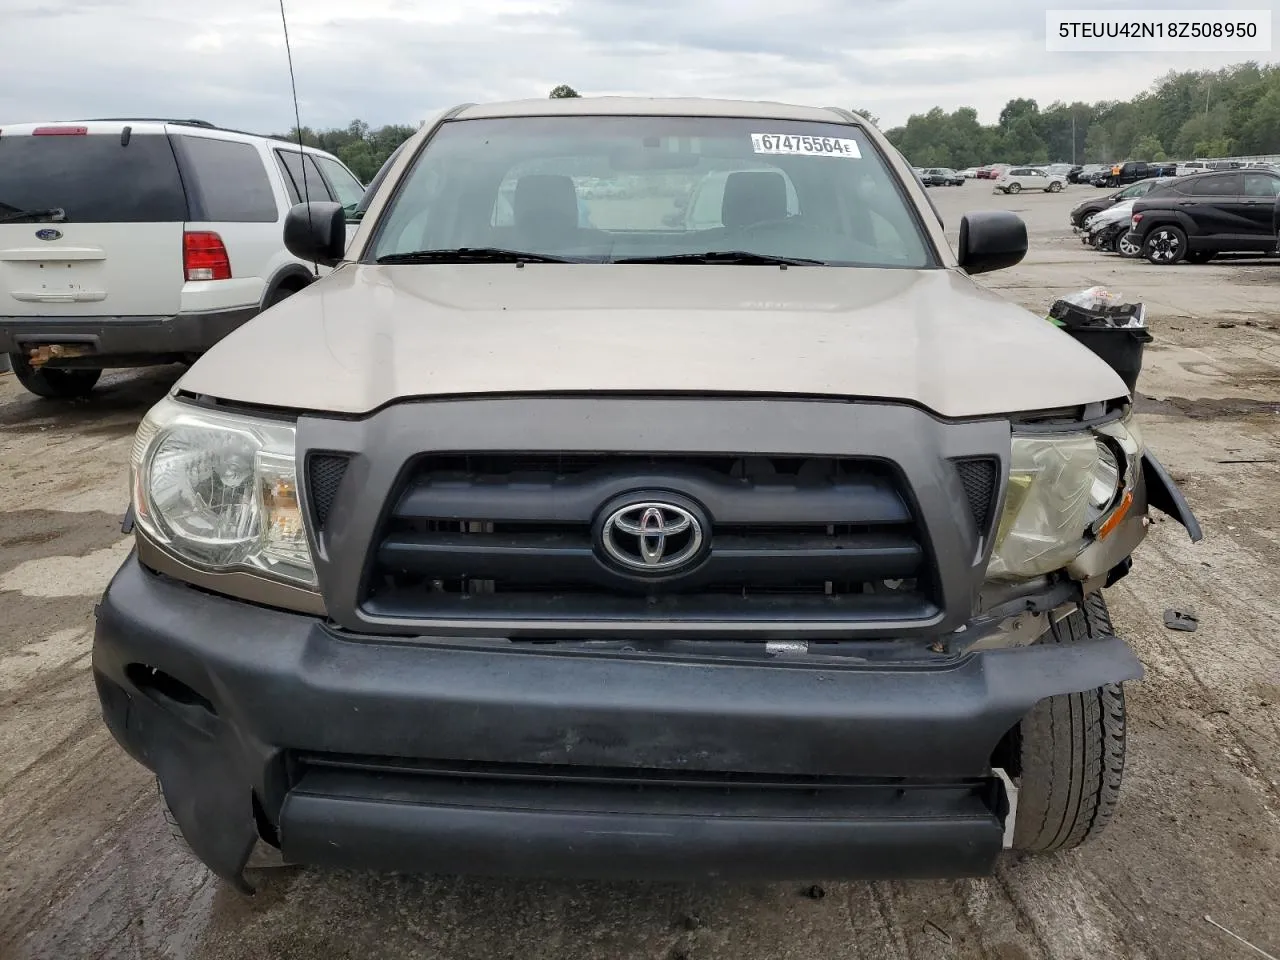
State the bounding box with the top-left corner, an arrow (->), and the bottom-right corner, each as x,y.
1142,452 -> 1203,542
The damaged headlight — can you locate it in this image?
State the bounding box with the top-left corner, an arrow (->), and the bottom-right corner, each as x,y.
130,396 -> 315,587
987,418 -> 1141,580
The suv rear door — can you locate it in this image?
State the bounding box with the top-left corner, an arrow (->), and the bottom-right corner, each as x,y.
1240,171 -> 1280,242
1179,173 -> 1244,247
0,124 -> 186,318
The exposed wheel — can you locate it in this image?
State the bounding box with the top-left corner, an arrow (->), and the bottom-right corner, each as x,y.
264,282 -> 305,309
1007,182 -> 1022,194
1143,225 -> 1187,264
1011,593 -> 1126,854
1048,181 -> 1063,193
1117,233 -> 1142,258
1186,250 -> 1216,264
8,352 -> 101,399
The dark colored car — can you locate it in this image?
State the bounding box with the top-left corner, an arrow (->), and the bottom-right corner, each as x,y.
1094,161 -> 1157,189
921,167 -> 965,187
1125,168 -> 1280,264
1066,165 -> 1085,183
1070,178 -> 1173,228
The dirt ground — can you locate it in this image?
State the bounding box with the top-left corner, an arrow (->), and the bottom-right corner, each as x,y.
1,183 -> 1278,960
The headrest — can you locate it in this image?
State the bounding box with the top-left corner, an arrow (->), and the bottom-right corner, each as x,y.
721,171 -> 788,228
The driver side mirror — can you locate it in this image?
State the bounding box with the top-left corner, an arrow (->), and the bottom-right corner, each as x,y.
957,210 -> 1027,274
284,201 -> 346,267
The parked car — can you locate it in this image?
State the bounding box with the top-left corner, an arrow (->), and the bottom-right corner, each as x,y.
1175,160 -> 1211,177
0,119 -> 363,398
921,167 -> 965,186
1085,200 -> 1144,256
958,167 -> 979,179
1097,161 -> 1158,189
1125,168 -> 1280,264
1066,165 -> 1086,183
1042,163 -> 1074,178
994,167 -> 1066,194
94,95 -> 1199,890
1069,177 -> 1175,228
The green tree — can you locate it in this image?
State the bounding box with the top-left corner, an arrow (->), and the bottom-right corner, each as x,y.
549,84 -> 581,98
1131,134 -> 1165,161
850,107 -> 881,127
998,98 -> 1039,128
1001,116 -> 1049,163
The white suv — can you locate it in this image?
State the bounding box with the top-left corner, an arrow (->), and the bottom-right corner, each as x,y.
994,167 -> 1066,194
0,119 -> 365,398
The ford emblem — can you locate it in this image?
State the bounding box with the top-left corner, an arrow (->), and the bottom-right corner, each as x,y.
35,228 -> 62,242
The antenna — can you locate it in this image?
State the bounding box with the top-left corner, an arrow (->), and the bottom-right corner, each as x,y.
278,0 -> 318,278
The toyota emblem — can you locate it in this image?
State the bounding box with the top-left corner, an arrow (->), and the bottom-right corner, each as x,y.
599,500 -> 705,573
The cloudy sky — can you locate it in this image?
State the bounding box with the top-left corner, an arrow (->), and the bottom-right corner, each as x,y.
2,0 -> 1275,133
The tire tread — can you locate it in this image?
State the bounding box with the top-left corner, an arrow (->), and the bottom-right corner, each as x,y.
1013,592 -> 1126,853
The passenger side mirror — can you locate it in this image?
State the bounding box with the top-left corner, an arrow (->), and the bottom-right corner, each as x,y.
284,201 -> 346,267
957,210 -> 1027,274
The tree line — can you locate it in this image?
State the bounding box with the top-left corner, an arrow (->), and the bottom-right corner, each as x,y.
881,62 -> 1280,169
276,85 -> 583,183
279,64 -> 1280,183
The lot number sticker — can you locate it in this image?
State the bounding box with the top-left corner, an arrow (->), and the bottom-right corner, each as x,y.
751,133 -> 861,158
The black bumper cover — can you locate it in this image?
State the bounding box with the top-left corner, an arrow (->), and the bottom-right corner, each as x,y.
93,555 -> 1143,888
0,307 -> 256,358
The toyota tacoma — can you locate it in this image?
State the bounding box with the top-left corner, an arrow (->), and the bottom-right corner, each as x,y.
93,98 -> 1201,891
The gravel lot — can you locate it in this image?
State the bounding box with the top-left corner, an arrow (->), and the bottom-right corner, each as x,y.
2,182 -> 1278,960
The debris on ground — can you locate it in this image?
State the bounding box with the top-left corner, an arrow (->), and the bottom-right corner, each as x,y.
1164,608 -> 1199,632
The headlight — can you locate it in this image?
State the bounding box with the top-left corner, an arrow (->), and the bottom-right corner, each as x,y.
130,396 -> 315,587
987,420 -> 1140,581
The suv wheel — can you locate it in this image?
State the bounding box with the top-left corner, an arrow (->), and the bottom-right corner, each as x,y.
1010,593 -> 1126,853
1143,226 -> 1187,264
1048,181 -> 1063,193
1007,182 -> 1022,194
7,353 -> 102,399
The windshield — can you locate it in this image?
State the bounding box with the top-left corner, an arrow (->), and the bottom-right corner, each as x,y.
368,116 -> 933,267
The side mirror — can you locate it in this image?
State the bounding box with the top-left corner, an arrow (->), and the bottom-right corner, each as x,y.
957,210 -> 1027,274
284,201 -> 346,267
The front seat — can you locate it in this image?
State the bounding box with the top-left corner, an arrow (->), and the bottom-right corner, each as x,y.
721,171 -> 789,229
513,174 -> 582,250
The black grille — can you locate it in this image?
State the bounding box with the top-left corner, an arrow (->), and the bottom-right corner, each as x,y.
307,454 -> 350,529
954,458 -> 999,532
361,454 -> 938,625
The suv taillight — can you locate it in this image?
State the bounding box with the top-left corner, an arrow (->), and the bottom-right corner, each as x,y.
183,231 -> 231,281
1131,213 -> 1144,225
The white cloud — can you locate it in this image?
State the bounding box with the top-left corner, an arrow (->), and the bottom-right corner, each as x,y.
0,0 -> 1275,132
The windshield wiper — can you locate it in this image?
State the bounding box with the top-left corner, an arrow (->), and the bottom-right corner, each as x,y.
0,207 -> 67,225
612,250 -> 826,266
376,247 -> 576,264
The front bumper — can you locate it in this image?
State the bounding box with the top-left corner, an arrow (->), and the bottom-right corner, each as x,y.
93,554 -> 1143,888
0,306 -> 256,360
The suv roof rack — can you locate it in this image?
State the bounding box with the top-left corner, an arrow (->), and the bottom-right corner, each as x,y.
84,117 -> 217,128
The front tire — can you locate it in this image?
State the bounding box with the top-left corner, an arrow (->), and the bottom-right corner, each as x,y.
1007,182 -> 1022,194
1011,593 -> 1126,854
1048,181 -> 1063,193
1144,225 -> 1188,264
8,353 -> 101,399
1117,233 -> 1142,258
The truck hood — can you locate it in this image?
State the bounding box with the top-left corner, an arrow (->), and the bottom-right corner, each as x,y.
179,264 -> 1127,418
